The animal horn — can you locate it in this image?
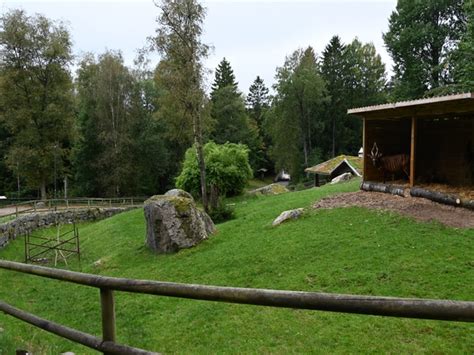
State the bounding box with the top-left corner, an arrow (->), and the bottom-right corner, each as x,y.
374,142 -> 379,156
371,142 -> 377,156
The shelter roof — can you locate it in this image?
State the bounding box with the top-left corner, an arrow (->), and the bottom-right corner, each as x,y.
305,155 -> 362,176
348,92 -> 474,119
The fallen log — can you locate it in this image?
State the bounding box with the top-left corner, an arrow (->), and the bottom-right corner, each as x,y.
410,187 -> 461,207
360,181 -> 406,197
461,199 -> 474,211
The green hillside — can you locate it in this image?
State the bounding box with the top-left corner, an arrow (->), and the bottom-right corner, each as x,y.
0,179 -> 473,354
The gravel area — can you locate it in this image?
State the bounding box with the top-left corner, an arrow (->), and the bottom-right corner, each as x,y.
313,191 -> 474,229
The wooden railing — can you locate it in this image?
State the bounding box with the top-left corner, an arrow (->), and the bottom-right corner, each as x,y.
0,197 -> 147,220
0,259 -> 473,354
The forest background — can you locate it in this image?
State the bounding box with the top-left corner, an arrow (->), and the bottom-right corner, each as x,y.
0,0 -> 472,200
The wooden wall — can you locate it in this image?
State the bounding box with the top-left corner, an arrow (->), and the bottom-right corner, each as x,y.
417,115 -> 474,186
364,118 -> 411,181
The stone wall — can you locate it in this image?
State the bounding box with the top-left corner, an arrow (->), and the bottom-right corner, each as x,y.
0,207 -> 136,249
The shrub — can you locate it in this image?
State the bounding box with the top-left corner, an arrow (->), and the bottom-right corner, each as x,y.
176,141 -> 253,202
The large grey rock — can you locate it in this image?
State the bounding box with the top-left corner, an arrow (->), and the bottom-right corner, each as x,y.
164,189 -> 194,200
272,208 -> 304,226
330,172 -> 352,184
248,183 -> 289,196
144,194 -> 215,254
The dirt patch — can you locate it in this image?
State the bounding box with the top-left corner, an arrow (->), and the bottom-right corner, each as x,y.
313,191 -> 474,229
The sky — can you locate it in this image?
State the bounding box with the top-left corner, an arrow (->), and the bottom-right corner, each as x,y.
1,0 -> 398,93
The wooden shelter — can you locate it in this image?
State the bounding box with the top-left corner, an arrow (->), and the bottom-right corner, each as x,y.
305,155 -> 362,186
348,93 -> 474,188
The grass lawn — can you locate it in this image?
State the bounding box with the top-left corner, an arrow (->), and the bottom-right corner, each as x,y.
0,178 -> 473,354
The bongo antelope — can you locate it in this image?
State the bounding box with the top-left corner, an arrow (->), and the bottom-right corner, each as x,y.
367,142 -> 410,183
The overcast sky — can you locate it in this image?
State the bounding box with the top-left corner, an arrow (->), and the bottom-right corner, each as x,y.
1,0 -> 397,93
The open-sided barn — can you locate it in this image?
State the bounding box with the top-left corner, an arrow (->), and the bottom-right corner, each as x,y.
348,93 -> 474,195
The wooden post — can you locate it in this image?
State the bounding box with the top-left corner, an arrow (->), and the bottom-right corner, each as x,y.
410,116 -> 417,187
15,204 -> 18,219
362,118 -> 367,182
100,288 -> 116,354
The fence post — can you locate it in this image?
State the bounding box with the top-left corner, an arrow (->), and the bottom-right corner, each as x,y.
100,288 -> 116,354
15,204 -> 18,219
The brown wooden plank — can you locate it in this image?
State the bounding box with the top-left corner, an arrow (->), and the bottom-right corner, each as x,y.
410,116 -> 417,187
362,118 -> 367,181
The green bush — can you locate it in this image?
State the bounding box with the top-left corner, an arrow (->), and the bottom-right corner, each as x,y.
207,201 -> 235,223
176,142 -> 253,200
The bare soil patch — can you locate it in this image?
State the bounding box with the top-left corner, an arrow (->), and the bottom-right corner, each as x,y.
313,191 -> 474,229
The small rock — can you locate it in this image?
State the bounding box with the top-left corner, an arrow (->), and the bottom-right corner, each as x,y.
330,172 -> 352,184
0,327 -> 4,332
61,352 -> 75,355
248,183 -> 289,196
272,208 -> 304,226
93,259 -> 102,267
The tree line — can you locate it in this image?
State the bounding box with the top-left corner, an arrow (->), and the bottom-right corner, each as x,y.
0,0 -> 472,200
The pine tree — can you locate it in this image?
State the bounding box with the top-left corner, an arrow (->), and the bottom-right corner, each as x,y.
246,76 -> 270,128
321,36 -> 347,158
211,57 -> 238,95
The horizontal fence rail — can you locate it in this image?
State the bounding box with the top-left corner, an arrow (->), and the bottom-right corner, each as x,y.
0,259 -> 473,353
0,197 -> 148,220
0,301 -> 154,354
1,260 -> 473,322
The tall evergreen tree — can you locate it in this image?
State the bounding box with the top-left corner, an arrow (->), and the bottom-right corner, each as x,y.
0,10 -> 75,200
321,36 -> 347,158
246,76 -> 272,171
269,47 -> 328,179
246,75 -> 270,128
320,37 -> 386,158
209,58 -> 262,170
211,57 -> 238,95
151,0 -> 210,211
383,0 -> 467,99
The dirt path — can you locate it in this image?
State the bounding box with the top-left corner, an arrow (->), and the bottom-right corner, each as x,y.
313,191 -> 474,229
0,206 -> 31,217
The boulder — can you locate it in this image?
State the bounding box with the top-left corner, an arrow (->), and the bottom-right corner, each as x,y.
144,193 -> 215,254
248,183 -> 289,196
272,208 -> 304,226
164,188 -> 194,200
330,172 -> 352,184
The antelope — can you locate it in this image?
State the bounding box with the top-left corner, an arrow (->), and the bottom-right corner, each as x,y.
367,142 -> 410,183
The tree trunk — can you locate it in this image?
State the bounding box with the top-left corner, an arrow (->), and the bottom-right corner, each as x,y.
40,180 -> 47,201
410,187 -> 461,207
210,184 -> 219,210
192,105 -> 208,212
360,181 -> 406,197
332,114 -> 336,158
303,138 -> 308,168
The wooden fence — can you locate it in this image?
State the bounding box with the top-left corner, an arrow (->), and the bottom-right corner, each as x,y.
0,197 -> 147,221
0,259 -> 473,354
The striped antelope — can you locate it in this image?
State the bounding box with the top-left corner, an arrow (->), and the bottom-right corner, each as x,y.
367,143 -> 410,183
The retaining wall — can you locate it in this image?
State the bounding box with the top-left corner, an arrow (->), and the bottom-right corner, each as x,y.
0,207 -> 136,249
